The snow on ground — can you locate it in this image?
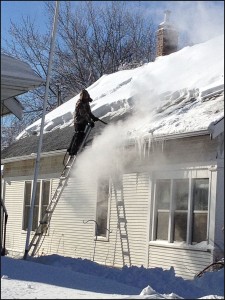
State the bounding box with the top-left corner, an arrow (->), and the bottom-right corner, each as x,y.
16,34 -> 224,141
1,254 -> 224,299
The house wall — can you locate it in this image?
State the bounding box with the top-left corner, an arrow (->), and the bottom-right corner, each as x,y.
2,135 -> 223,279
38,172 -> 150,268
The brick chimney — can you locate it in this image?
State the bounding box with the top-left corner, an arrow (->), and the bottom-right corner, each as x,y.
156,10 -> 179,57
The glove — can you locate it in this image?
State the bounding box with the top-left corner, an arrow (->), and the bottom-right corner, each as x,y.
89,121 -> 95,128
92,116 -> 99,122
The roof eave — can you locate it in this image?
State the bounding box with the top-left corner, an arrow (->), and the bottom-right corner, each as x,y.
1,149 -> 66,164
127,129 -> 211,144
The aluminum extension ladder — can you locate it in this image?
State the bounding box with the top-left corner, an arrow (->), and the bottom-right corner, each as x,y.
114,182 -> 132,267
28,124 -> 92,257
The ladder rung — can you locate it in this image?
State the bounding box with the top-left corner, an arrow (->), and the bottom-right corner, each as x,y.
118,218 -> 126,222
121,234 -> 127,238
40,220 -> 48,224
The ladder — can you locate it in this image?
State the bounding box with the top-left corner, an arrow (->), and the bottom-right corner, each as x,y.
114,183 -> 131,267
28,124 -> 92,257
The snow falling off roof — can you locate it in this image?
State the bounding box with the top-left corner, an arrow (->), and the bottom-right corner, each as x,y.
16,35 -> 224,141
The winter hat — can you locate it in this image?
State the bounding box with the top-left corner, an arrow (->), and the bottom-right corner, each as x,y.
80,89 -> 93,102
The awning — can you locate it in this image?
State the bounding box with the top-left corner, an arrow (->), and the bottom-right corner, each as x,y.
1,54 -> 45,119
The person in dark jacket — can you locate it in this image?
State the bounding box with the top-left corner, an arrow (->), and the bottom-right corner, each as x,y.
68,89 -> 98,156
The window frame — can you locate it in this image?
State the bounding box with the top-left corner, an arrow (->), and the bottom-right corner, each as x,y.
151,169 -> 210,246
22,179 -> 51,232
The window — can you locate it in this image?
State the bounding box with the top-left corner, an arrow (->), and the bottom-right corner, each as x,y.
96,178 -> 110,238
23,180 -> 51,231
153,177 -> 209,244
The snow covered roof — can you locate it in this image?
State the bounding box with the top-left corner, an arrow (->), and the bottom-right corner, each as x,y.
16,35 -> 224,143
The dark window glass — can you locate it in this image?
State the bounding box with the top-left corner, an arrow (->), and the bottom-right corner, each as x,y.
192,179 -> 209,244
96,179 -> 109,237
23,182 -> 32,230
41,181 -> 50,219
174,179 -> 188,242
156,212 -> 169,240
32,182 -> 40,231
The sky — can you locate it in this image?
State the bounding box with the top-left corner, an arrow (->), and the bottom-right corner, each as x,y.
1,254 -> 224,299
1,1 -> 224,48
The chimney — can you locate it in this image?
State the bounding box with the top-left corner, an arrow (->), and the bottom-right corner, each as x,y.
156,10 -> 179,58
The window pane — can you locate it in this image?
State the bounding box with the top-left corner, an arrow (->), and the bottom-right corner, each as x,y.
23,182 -> 32,230
96,179 -> 109,237
41,181 -> 50,219
193,179 -> 209,211
156,212 -> 169,240
192,179 -> 209,244
174,212 -> 187,241
24,182 -> 32,205
174,179 -> 188,210
173,179 -> 188,242
156,180 -> 170,209
192,213 -> 208,243
32,182 -> 40,231
155,180 -> 170,241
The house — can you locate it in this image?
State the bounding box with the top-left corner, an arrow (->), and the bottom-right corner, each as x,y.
1,31 -> 224,279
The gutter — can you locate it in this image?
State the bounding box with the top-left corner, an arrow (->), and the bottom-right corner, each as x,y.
126,129 -> 210,145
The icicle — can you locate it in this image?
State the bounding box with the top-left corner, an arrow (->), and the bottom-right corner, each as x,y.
162,139 -> 164,152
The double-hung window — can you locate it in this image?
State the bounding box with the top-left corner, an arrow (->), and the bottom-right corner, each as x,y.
96,178 -> 110,238
153,172 -> 209,245
23,180 -> 51,231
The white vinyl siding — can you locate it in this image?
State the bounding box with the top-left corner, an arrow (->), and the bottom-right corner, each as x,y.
38,172 -> 150,268
39,175 -> 97,259
148,244 -> 212,279
4,180 -> 28,254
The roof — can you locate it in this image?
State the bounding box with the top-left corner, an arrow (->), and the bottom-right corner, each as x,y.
1,113 -> 130,161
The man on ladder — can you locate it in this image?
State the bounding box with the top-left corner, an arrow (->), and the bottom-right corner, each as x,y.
67,89 -> 99,156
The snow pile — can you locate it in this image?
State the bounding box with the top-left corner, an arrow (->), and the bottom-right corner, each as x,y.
28,254 -> 224,299
1,254 -> 224,299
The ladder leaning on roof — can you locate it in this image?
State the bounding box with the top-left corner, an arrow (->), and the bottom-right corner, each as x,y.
27,124 -> 92,257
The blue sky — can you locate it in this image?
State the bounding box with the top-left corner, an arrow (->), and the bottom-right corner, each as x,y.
2,1 -> 224,48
